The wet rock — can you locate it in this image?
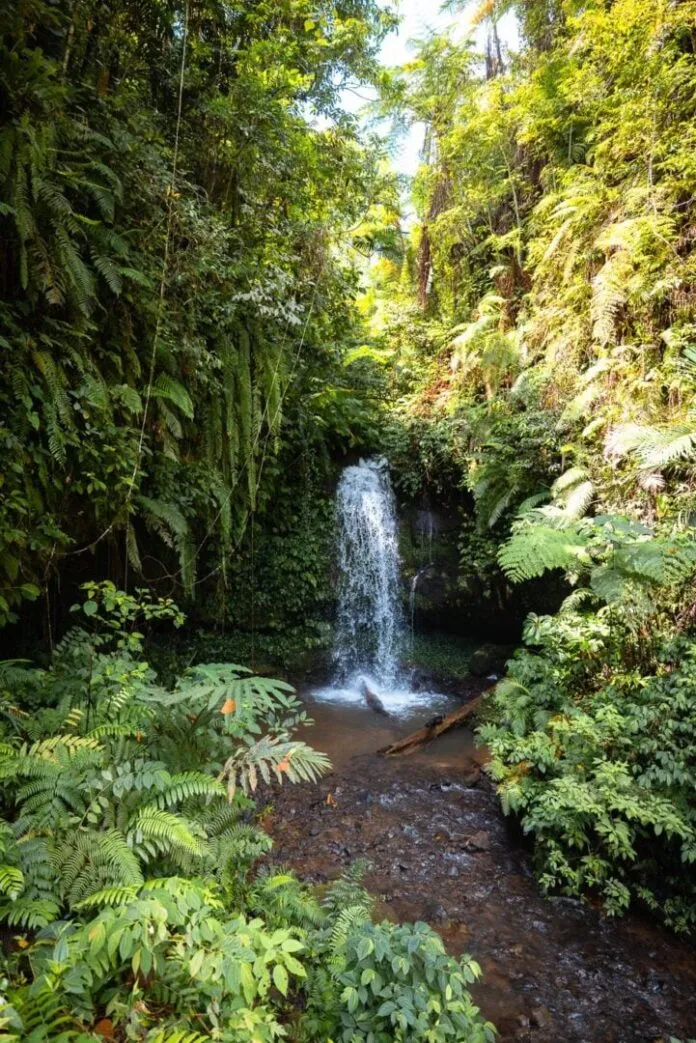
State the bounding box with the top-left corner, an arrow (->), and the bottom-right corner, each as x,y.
530,1007 -> 554,1031
515,1014 -> 530,1039
424,900 -> 449,923
465,830 -> 491,852
469,643 -> 513,677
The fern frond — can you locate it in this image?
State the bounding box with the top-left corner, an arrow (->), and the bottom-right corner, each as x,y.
128,807 -> 206,860
152,374 -> 194,419
499,522 -> 590,582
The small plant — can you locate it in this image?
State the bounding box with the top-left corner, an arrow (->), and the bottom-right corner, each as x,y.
332,919 -> 495,1042
299,865 -> 496,1042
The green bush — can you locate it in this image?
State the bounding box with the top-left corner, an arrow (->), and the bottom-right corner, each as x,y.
331,920 -> 493,1042
480,613 -> 696,931
298,865 -> 495,1043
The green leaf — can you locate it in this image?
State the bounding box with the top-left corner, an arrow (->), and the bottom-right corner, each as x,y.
273,962 -> 288,997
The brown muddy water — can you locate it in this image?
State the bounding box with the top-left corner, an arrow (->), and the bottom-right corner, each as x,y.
264,686 -> 696,1043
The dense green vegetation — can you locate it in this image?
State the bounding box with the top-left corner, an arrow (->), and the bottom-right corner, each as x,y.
0,0 -> 395,634
4,0 -> 696,1036
368,0 -> 696,931
0,587 -> 495,1040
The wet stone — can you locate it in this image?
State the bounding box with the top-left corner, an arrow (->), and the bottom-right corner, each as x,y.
466,829 -> 491,852
424,901 -> 450,923
530,1007 -> 554,1031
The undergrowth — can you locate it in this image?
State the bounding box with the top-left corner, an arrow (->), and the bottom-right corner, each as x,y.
0,585 -> 495,1041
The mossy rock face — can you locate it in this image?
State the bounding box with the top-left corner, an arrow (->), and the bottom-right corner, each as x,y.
468,643 -> 513,677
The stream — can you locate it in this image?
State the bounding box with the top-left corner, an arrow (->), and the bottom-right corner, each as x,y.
267,688 -> 696,1042
263,457 -> 696,1041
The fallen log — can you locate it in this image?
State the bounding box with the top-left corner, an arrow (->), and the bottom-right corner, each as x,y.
379,695 -> 483,757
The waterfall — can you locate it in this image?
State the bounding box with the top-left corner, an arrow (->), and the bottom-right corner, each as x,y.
333,458 -> 405,689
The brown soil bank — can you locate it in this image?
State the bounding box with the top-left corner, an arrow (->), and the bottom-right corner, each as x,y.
265,694 -> 696,1043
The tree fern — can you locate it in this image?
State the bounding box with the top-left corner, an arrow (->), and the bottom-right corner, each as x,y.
498,520 -> 591,582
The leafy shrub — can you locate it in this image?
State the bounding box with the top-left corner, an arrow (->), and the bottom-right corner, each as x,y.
299,866 -> 495,1043
480,613 -> 696,931
331,920 -> 493,1042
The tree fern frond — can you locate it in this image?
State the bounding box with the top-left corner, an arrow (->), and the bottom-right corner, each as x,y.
499,522 -> 590,582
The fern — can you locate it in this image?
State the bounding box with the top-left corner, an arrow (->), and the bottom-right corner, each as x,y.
152,374 -> 195,419
499,521 -> 591,582
139,496 -> 196,595
219,738 -> 331,799
54,830 -> 144,908
128,806 -> 207,861
0,985 -> 87,1042
155,772 -> 226,809
606,421 -> 696,488
2,896 -> 61,930
74,884 -> 140,910
145,1030 -> 211,1043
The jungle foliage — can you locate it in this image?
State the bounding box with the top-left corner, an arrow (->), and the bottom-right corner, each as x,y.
366,0 -> 696,928
5,0 -> 696,1016
0,0 -> 398,632
0,587 -> 495,1041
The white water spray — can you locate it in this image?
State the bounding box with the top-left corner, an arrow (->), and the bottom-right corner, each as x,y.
332,458 -> 405,689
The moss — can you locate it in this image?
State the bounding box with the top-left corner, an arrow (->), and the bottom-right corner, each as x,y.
405,630 -> 479,684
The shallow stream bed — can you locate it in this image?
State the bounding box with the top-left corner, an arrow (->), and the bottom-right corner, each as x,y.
265,686 -> 696,1042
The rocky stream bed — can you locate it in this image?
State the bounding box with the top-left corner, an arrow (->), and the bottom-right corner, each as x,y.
264,687 -> 696,1043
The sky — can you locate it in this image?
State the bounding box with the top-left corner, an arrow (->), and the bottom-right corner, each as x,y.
362,0 -> 520,177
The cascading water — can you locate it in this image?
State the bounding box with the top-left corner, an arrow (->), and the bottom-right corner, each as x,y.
332,458 -> 405,689
311,459 -> 451,716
